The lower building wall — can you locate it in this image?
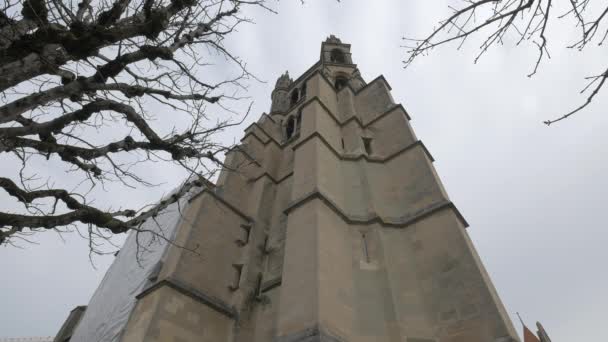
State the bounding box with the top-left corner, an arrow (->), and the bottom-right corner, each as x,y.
276,200 -> 320,339
122,285 -> 234,342
276,197 -> 518,342
120,286 -> 160,342
233,285 -> 281,342
380,208 -> 519,342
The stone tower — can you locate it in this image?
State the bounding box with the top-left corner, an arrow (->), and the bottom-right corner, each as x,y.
70,36 -> 519,342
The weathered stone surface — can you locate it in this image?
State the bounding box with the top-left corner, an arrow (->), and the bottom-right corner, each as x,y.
117,36 -> 519,342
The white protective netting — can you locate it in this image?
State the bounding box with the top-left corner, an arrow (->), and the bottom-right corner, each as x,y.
70,194 -> 194,342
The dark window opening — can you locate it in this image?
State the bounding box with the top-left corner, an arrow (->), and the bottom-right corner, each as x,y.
261,235 -> 270,254
235,223 -> 252,247
362,137 -> 372,155
335,76 -> 348,91
254,273 -> 263,298
297,109 -> 303,126
286,116 -> 295,139
290,89 -> 299,107
229,263 -> 243,291
300,82 -> 307,100
330,48 -> 346,63
360,232 -> 370,263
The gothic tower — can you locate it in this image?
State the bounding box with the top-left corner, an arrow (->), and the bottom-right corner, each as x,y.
69,36 -> 519,342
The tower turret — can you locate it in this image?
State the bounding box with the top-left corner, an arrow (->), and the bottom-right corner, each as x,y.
321,35 -> 353,65
270,71 -> 292,113
319,35 -> 366,91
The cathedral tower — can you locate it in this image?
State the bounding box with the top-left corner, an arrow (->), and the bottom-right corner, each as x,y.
69,36 -> 519,342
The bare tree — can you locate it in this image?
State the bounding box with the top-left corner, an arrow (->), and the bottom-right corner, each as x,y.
403,0 -> 607,125
0,0 -> 271,250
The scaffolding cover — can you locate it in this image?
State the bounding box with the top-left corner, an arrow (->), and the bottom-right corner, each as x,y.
70,195 -> 192,342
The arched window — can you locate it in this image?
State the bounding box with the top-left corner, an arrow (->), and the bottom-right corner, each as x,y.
330,48 -> 346,64
290,89 -> 299,107
334,76 -> 348,91
286,116 -> 295,139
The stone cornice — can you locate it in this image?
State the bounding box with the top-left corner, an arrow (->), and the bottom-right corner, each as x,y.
284,189 -> 469,229
191,143 -> 449,230
240,96 -> 412,151
321,40 -> 352,49
242,112 -> 278,133
239,125 -> 283,148
233,137 -> 434,189
332,74 -> 393,98
313,69 -> 392,96
230,136 -> 434,190
248,171 -> 293,185
323,62 -> 357,68
304,92 -> 410,126
136,277 -> 238,320
243,123 -> 276,144
280,61 -> 322,94
275,325 -> 345,342
188,189 -> 253,223
225,145 -> 263,167
274,69 -> 394,113
261,277 -> 282,293
293,132 -> 434,164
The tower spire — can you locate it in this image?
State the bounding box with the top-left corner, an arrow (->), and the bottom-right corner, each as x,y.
270,70 -> 292,113
274,70 -> 291,89
325,34 -> 342,44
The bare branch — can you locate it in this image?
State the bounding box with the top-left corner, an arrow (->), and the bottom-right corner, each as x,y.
404,0 -> 608,124
0,0 -> 272,254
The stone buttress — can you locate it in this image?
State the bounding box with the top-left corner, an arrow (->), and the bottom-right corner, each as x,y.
119,36 -> 520,342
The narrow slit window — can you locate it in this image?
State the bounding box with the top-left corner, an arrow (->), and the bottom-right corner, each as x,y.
296,110 -> 302,129
286,116 -> 295,139
362,137 -> 372,155
341,138 -> 345,150
254,273 -> 263,298
300,82 -> 307,100
262,234 -> 270,254
235,223 -> 252,247
290,89 -> 299,107
229,264 -> 243,291
360,232 -> 370,263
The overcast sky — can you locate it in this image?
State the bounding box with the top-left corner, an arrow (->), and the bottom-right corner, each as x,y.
2,1 -> 607,340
